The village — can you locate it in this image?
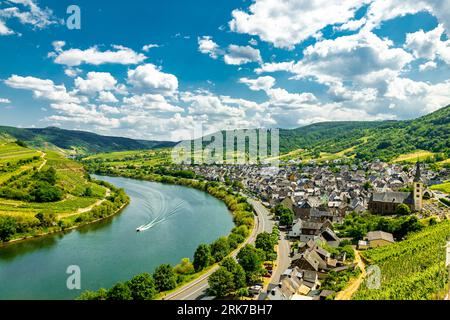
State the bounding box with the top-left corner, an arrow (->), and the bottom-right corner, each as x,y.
180,160 -> 450,300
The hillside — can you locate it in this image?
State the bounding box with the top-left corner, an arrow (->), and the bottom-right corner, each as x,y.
1,105 -> 449,160
0,141 -> 129,243
0,126 -> 176,155
278,105 -> 450,162
353,220 -> 450,300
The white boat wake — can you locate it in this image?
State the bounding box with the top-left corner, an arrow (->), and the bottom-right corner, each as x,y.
136,198 -> 186,232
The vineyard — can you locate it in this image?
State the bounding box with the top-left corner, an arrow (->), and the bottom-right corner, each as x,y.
353,220 -> 450,300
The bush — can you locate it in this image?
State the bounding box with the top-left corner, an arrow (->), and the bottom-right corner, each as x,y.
0,216 -> 18,242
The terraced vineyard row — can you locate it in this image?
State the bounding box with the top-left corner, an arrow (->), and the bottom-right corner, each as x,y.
354,220 -> 450,300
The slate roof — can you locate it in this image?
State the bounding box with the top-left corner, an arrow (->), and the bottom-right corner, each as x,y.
371,192 -> 413,204
366,231 -> 395,243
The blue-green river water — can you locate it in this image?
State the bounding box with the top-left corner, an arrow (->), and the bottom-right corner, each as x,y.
0,175 -> 233,300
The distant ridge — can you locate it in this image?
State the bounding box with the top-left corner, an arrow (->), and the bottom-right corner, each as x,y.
0,126 -> 177,155
1,105 -> 448,159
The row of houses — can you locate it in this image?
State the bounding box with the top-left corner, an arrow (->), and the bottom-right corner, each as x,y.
183,161 -> 448,219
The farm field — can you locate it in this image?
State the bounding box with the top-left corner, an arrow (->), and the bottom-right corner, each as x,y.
353,220 -> 450,300
392,150 -> 436,163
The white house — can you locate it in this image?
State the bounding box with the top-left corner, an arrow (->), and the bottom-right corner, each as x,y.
288,219 -> 303,237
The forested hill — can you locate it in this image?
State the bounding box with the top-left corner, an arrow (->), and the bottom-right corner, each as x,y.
1,105 -> 448,159
279,105 -> 450,161
0,126 -> 176,154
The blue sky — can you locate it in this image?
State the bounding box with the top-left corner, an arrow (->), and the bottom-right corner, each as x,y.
0,0 -> 449,141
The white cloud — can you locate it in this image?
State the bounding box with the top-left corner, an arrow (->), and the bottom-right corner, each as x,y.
52,44 -> 147,67
239,76 -> 276,91
404,25 -> 450,64
419,60 -> 437,71
47,103 -> 120,128
5,75 -> 81,103
181,91 -> 246,118
64,67 -> 82,78
336,18 -> 367,32
74,72 -> 118,95
0,19 -> 14,35
224,45 -> 262,65
127,64 -> 178,95
98,91 -> 118,103
198,36 -> 222,59
229,0 -> 368,49
0,0 -> 58,35
98,104 -> 120,114
123,94 -> 183,112
198,37 -> 262,65
257,31 -> 413,94
0,98 -> 11,103
142,44 -> 159,52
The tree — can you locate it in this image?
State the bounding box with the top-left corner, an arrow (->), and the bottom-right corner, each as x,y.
255,232 -> 276,259
210,237 -> 230,262
83,187 -> 93,197
208,267 -> 235,297
395,216 -> 423,240
220,257 -> 246,290
153,264 -> 177,292
280,212 -> 294,227
35,211 -> 56,227
31,182 -> 63,203
127,273 -> 156,300
106,282 -> 132,300
193,244 -> 213,272
0,216 -> 17,242
395,204 -> 411,216
237,245 -> 264,274
15,140 -> 27,148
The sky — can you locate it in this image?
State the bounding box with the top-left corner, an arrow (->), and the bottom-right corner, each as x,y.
0,0 -> 449,141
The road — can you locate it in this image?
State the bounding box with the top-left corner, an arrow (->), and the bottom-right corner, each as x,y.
37,151 -> 47,171
258,230 -> 291,300
164,197 -> 273,300
335,249 -> 366,300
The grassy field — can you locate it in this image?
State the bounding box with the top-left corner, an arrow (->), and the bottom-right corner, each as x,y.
430,181 -> 450,194
354,220 -> 450,300
392,150 -> 435,163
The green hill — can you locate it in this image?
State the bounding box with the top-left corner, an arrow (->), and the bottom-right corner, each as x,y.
277,105 -> 450,161
0,126 -> 176,155
1,105 -> 449,160
354,220 -> 450,300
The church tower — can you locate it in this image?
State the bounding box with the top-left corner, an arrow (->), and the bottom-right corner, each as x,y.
413,162 -> 423,211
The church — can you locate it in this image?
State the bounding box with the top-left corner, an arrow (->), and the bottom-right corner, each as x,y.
368,162 -> 423,215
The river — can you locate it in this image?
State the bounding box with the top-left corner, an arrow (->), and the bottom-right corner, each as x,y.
0,175 -> 234,300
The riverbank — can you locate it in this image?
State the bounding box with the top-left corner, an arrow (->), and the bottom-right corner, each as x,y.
75,169 -> 257,300
0,182 -> 130,247
0,201 -> 129,248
